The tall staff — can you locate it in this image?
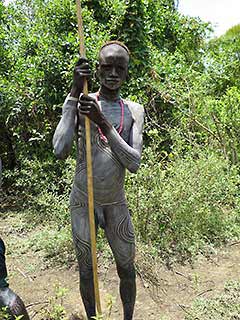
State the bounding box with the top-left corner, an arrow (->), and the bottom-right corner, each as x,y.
75,0 -> 102,315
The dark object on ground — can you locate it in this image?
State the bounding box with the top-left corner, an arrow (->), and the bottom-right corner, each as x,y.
0,237 -> 30,320
0,287 -> 30,320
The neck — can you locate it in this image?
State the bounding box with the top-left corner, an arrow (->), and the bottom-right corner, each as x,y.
99,85 -> 120,101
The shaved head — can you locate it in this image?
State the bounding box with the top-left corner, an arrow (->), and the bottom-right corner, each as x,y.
99,41 -> 130,57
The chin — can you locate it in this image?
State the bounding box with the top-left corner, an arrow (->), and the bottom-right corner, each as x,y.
109,86 -> 121,91
105,83 -> 122,91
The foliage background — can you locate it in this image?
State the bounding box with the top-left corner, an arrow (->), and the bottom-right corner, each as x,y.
1,0 -> 240,262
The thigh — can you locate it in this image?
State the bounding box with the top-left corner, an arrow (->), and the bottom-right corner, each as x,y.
71,205 -> 92,270
104,204 -> 135,267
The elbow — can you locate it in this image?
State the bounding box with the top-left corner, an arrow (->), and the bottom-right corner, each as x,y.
53,140 -> 69,160
126,151 -> 142,173
52,129 -> 74,160
54,148 -> 68,160
128,160 -> 141,174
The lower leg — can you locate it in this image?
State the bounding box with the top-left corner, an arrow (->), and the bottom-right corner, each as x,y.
79,271 -> 96,320
117,264 -> 136,320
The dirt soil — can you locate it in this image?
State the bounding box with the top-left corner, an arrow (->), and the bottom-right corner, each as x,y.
1,218 -> 240,320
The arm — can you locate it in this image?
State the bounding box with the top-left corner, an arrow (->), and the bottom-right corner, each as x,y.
104,103 -> 144,173
53,58 -> 91,160
52,96 -> 77,160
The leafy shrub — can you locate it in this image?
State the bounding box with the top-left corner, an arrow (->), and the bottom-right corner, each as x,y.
8,225 -> 75,267
186,281 -> 240,320
2,157 -> 74,224
28,227 -> 75,266
126,146 -> 240,260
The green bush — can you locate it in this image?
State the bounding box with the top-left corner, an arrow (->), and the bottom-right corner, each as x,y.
186,281 -> 240,320
126,147 -> 240,260
2,156 -> 74,217
7,225 -> 75,267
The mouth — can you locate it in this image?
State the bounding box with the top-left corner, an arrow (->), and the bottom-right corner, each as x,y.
106,78 -> 120,83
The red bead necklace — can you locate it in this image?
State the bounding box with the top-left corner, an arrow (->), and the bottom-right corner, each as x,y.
96,92 -> 124,142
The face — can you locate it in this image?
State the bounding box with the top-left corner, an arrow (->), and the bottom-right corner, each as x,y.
97,44 -> 129,91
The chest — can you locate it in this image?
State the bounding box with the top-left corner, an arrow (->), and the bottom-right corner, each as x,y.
78,99 -> 133,143
100,100 -> 133,142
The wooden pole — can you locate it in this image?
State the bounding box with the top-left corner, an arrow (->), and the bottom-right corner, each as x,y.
75,0 -> 102,315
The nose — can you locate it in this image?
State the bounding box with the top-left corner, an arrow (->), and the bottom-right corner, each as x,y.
110,67 -> 117,77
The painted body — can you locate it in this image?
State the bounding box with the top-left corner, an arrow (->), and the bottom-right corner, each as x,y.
53,42 -> 144,320
71,93 -> 143,206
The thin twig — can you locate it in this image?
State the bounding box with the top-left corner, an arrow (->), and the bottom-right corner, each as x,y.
178,303 -> 201,319
193,118 -> 220,141
207,256 -> 220,267
17,267 -> 34,282
196,288 -> 213,297
177,304 -> 194,316
175,270 -> 192,281
228,241 -> 240,246
26,301 -> 49,308
211,112 -> 228,159
30,305 -> 48,319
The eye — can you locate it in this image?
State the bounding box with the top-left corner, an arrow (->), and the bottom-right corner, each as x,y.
117,66 -> 125,72
102,64 -> 112,71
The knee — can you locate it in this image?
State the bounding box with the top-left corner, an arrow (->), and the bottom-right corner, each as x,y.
79,267 -> 93,280
117,264 -> 136,280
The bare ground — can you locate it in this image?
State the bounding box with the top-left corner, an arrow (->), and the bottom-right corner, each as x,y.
1,216 -> 240,320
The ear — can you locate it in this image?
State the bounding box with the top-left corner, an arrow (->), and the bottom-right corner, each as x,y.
125,69 -> 129,81
95,62 -> 100,79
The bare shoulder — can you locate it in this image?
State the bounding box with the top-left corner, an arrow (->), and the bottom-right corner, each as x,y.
123,99 -> 144,119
